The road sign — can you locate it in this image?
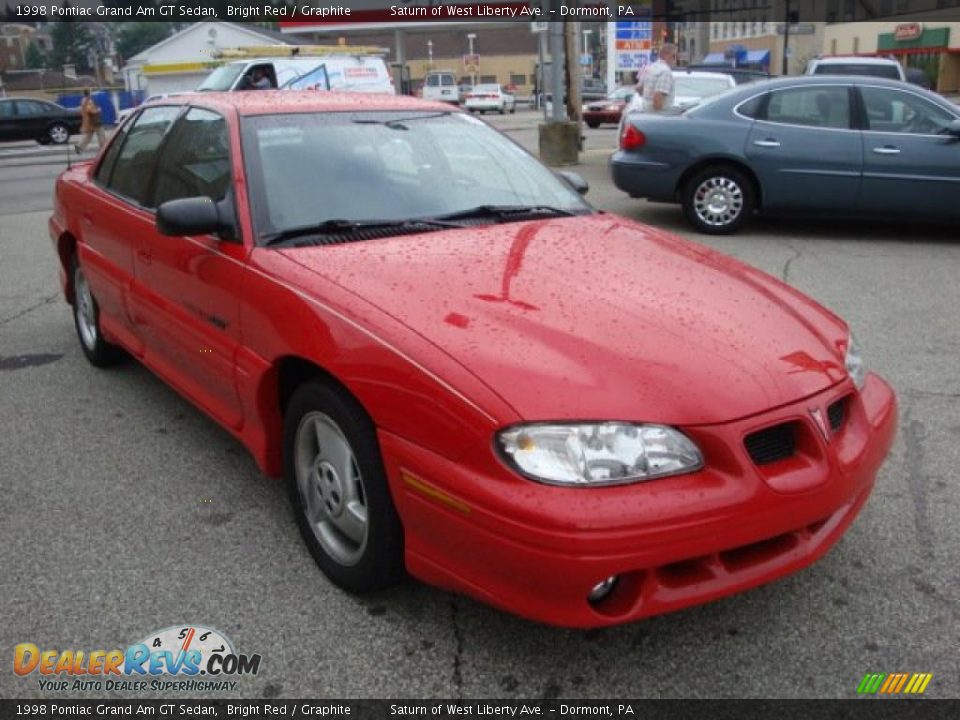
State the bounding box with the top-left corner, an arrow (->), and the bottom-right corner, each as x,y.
463,54 -> 479,73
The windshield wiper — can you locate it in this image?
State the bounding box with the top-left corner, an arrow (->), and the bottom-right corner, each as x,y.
352,112 -> 451,130
428,204 -> 580,223
261,218 -> 461,247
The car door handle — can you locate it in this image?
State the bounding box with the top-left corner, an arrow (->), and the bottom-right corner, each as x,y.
753,139 -> 781,148
872,146 -> 901,155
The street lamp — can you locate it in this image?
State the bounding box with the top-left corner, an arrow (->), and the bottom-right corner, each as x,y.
427,40 -> 433,71
467,33 -> 477,85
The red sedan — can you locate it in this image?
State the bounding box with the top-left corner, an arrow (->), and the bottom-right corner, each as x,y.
583,86 -> 637,128
49,91 -> 896,627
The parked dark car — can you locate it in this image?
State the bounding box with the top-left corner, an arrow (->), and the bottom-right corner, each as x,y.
0,97 -> 82,145
612,76 -> 960,234
684,65 -> 772,85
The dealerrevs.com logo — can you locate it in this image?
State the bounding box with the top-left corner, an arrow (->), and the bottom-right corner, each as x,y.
14,625 -> 261,693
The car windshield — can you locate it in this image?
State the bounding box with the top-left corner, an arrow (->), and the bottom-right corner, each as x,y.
813,63 -> 900,79
609,87 -> 635,101
242,111 -> 590,240
198,64 -> 246,91
675,76 -> 732,98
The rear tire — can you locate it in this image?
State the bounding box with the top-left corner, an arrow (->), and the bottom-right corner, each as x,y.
71,253 -> 123,367
586,121 -> 600,129
681,165 -> 755,235
284,379 -> 404,593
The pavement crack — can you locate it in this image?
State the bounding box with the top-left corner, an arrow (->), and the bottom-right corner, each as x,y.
0,292 -> 60,327
780,242 -> 803,284
902,409 -> 934,550
450,597 -> 465,698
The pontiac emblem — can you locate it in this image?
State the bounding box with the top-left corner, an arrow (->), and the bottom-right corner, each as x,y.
810,407 -> 830,443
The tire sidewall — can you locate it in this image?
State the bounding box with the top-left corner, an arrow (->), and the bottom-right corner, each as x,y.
283,380 -> 404,593
71,253 -> 121,367
683,166 -> 755,235
49,123 -> 69,145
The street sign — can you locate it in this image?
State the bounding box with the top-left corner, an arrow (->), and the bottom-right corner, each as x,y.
463,54 -> 480,73
615,16 -> 653,72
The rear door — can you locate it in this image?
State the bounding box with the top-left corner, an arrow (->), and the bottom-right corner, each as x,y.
745,83 -> 863,212
81,105 -> 182,355
0,99 -> 20,140
856,84 -> 960,221
13,100 -> 49,140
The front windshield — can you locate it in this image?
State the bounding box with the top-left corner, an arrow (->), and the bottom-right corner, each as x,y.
198,64 -> 245,92
674,76 -> 732,98
610,87 -> 636,101
242,111 -> 590,239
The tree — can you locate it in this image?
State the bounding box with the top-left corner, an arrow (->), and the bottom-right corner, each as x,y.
50,3 -> 96,72
25,43 -> 47,70
114,22 -> 174,65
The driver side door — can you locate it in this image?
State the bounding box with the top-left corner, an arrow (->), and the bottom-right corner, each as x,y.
856,84 -> 960,220
131,107 -> 246,429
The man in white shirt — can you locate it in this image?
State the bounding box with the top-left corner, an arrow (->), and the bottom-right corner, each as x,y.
626,43 -> 678,115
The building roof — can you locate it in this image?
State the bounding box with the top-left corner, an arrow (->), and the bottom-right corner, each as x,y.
126,21 -> 296,66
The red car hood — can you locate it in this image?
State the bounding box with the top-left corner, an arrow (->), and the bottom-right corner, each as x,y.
280,215 -> 848,425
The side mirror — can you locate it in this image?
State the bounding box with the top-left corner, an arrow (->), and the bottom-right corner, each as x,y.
557,170 -> 589,196
156,197 -> 232,238
947,119 -> 960,138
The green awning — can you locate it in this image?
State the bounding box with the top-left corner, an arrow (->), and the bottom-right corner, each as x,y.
878,27 -> 950,52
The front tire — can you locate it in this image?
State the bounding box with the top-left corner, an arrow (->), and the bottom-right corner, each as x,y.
72,253 -> 123,367
681,165 -> 755,235
284,380 -> 404,593
48,122 -> 70,145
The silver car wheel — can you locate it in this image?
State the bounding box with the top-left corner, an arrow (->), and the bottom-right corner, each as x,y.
74,266 -> 98,350
295,412 -> 368,567
693,176 -> 744,228
49,124 -> 70,144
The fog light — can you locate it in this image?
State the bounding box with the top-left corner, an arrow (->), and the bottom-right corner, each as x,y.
587,576 -> 618,604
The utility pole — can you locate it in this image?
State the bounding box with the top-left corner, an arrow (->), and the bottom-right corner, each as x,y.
538,0 -> 579,165
782,0 -> 791,76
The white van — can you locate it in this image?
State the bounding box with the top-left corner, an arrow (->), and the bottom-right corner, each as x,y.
197,55 -> 394,95
422,71 -> 460,104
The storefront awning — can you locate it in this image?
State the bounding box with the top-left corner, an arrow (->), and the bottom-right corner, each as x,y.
745,50 -> 771,66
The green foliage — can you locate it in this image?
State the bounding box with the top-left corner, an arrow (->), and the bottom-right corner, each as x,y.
114,22 -> 174,63
25,42 -> 47,70
50,2 -> 96,72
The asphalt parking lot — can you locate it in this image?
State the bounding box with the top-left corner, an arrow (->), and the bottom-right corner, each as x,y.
1,109 -> 958,700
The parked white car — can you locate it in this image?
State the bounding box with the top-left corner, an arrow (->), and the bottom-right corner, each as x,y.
805,55 -> 906,82
200,55 -> 394,95
464,84 -> 516,114
623,70 -> 736,117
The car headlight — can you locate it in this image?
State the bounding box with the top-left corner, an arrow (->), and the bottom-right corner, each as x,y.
845,332 -> 866,389
497,423 -> 703,487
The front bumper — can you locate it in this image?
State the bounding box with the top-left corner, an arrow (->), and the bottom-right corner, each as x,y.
381,374 -> 897,628
584,110 -> 622,125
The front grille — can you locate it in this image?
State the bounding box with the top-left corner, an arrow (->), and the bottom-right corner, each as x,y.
827,397 -> 848,432
744,422 -> 796,465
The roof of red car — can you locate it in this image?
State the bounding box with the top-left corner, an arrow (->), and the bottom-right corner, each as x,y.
175,90 -> 457,116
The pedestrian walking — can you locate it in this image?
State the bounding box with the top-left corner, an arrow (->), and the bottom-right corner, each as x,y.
75,88 -> 105,154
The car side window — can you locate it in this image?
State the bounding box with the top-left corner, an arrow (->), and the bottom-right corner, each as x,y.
94,124 -> 129,186
151,108 -> 231,208
766,86 -> 850,129
15,100 -> 45,116
737,93 -> 766,119
105,106 -> 180,206
0,101 -> 14,119
859,86 -> 956,136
